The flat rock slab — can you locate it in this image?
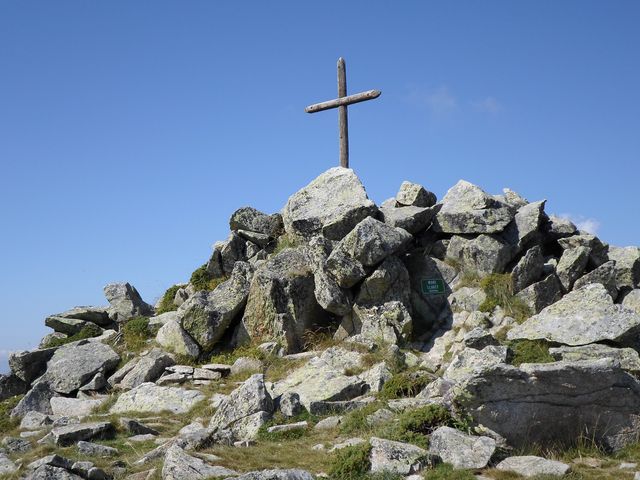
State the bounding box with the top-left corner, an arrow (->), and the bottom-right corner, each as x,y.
111,383 -> 205,414
51,421 -> 114,446
455,358 -> 640,451
50,396 -> 107,418
508,283 -> 640,347
428,426 -> 496,469
496,455 -> 571,477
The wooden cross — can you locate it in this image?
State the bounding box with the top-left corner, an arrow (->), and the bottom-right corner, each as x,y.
305,57 -> 381,168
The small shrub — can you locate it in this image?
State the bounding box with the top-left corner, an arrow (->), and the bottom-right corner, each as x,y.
479,273 -> 532,323
156,284 -> 182,314
508,339 -> 555,366
271,234 -> 299,256
378,404 -> 459,449
0,395 -> 22,434
423,463 -> 475,480
42,323 -> 103,348
378,371 -> 430,400
122,316 -> 151,351
340,401 -> 387,435
190,265 -> 227,292
328,442 -> 372,480
302,328 -> 339,352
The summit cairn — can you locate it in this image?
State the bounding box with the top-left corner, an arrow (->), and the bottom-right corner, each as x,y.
2,167 -> 640,478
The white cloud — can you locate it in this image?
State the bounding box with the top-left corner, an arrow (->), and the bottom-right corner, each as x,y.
559,213 -> 601,235
472,96 -> 503,114
406,85 -> 458,116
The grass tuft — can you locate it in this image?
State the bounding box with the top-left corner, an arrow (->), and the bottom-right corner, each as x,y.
41,323 -> 103,348
328,442 -> 372,480
423,463 -> 476,480
507,339 -> 555,366
156,284 -> 182,314
0,395 -> 22,435
121,316 -> 151,352
378,370 -> 430,400
479,273 -> 532,323
190,264 -> 227,292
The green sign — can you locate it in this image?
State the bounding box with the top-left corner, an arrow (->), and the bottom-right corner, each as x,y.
421,278 -> 445,295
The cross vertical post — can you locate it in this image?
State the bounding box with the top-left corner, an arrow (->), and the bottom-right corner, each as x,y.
305,58 -> 381,169
337,57 -> 349,168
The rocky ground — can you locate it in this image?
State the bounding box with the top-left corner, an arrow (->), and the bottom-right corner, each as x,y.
2,167 -> 640,480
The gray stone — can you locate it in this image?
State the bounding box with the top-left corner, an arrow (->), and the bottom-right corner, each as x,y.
242,247 -> 329,352
39,332 -> 67,348
11,381 -> 58,417
358,362 -> 393,393
428,426 -> 496,469
558,234 -> 609,268
516,273 -> 563,314
455,358 -> 640,451
149,311 -> 180,333
508,284 -> 640,347
278,392 -> 303,418
446,234 -> 514,275
181,262 -> 252,351
111,383 -> 205,414
162,445 -> 238,480
573,260 -> 618,299
266,421 -> 308,434
0,453 -> 17,475
20,411 -> 53,430
443,346 -> 508,384
28,465 -> 84,479
78,372 -> 108,392
210,374 -> 273,434
308,396 -> 375,416
433,180 -> 515,234
117,348 -> 175,390
51,306 -> 112,327
338,301 -> 412,345
556,246 -> 590,291
313,269 -> 352,316
201,363 -> 232,376
77,440 -> 118,457
217,232 -> 249,275
501,188 -> 529,209
496,456 -> 571,477
0,373 -> 27,401
324,248 -> 367,288
9,348 -> 57,384
313,416 -> 343,430
42,341 -> 120,395
511,246 -> 545,293
104,282 -> 153,322
463,328 -> 499,350
545,215 -> 577,239
609,246 -> 640,290
366,408 -> 395,427
282,167 -> 378,241
120,418 -> 159,436
502,200 -> 546,251
51,421 -> 113,446
448,287 -> 486,313
193,368 -> 221,380
230,357 -> 264,376
227,469 -> 313,480
396,181 -> 437,207
369,437 -> 431,475
330,217 -> 412,268
355,256 -> 410,308
44,316 -> 91,335
50,397 -> 107,418
380,205 -> 437,234
328,437 -> 366,452
549,344 -> 640,373
623,289 -> 640,314
156,320 -> 200,359
230,207 -> 283,237
239,230 -> 271,250
2,436 -> 31,453
28,454 -> 74,471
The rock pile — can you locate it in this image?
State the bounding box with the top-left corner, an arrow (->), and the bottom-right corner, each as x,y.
2,167 -> 640,479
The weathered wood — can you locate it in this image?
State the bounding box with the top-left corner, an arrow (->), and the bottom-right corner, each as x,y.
338,58 -> 349,168
305,57 -> 381,168
304,90 -> 382,113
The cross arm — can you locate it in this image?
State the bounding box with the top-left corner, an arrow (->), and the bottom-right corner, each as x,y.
305,89 -> 381,113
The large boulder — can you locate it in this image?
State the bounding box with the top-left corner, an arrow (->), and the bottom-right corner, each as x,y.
337,301 -> 412,345
556,246 -> 590,291
355,256 -> 410,308
230,207 -> 283,237
10,381 -> 58,417
369,437 -> 430,475
242,247 -> 330,352
48,306 -> 112,327
0,374 -> 27,401
558,233 -> 609,269
163,445 -> 238,480
549,344 -> 640,373
314,269 -> 352,316
50,397 -> 107,418
116,348 -> 175,390
609,246 -> 640,291
42,341 -> 120,394
282,167 -> 379,241
502,200 -> 546,251
511,245 -> 545,292
508,284 -> 640,347
8,348 -> 56,384
181,262 -> 252,351
111,383 -> 205,414
573,260 -> 618,299
51,422 -> 114,446
433,180 -> 515,234
428,426 -> 496,469
209,374 -> 273,440
395,181 -> 437,207
516,273 -> 563,314
379,205 -> 437,234
455,358 -> 640,451
156,320 -> 201,359
446,234 -> 515,275
104,282 -> 153,322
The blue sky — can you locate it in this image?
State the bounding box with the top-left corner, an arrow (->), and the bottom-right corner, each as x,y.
1,1 -> 639,373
